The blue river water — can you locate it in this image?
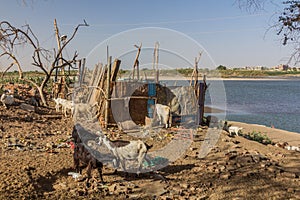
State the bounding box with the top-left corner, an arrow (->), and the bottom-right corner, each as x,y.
163,79 -> 300,133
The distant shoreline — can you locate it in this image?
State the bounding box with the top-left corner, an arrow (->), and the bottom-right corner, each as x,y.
157,75 -> 300,81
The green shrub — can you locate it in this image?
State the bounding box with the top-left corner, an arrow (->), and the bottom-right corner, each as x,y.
245,131 -> 273,145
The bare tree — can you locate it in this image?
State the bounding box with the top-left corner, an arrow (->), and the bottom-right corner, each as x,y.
276,1 -> 300,63
235,0 -> 267,12
0,20 -> 88,106
236,0 -> 300,64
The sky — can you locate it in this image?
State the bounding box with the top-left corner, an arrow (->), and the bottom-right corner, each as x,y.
0,0 -> 295,71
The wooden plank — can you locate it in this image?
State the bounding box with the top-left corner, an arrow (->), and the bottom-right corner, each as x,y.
105,56 -> 112,128
89,64 -> 106,104
87,63 -> 102,103
110,59 -> 121,82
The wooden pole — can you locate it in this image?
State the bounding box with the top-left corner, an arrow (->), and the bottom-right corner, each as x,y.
81,58 -> 86,84
110,59 -> 121,82
198,75 -> 207,125
78,59 -> 82,87
155,42 -> 159,83
190,52 -> 202,97
105,56 -> 112,128
54,19 -> 65,82
54,19 -> 61,83
132,43 -> 142,80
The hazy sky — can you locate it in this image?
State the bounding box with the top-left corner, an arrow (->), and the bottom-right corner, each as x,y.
0,0 -> 294,71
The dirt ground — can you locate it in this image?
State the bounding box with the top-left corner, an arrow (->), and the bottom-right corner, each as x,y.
0,103 -> 300,200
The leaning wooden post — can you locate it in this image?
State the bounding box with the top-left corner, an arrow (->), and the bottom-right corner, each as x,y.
105,56 -> 112,128
78,59 -> 82,87
81,58 -> 86,84
132,43 -> 142,80
54,19 -> 61,83
198,75 -> 207,125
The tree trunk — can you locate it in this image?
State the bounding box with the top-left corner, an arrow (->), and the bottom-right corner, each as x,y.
38,74 -> 51,106
37,86 -> 47,106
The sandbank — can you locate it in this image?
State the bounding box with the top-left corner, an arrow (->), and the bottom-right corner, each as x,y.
229,121 -> 300,147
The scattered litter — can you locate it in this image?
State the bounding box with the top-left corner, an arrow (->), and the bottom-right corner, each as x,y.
275,142 -> 300,152
285,145 -> 300,152
143,156 -> 168,167
68,172 -> 82,180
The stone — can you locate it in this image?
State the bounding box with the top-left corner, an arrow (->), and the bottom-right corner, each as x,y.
261,163 -> 266,168
181,183 -> 190,189
219,165 -> 226,171
267,166 -> 278,173
190,147 -> 197,151
108,183 -> 117,193
20,103 -> 36,112
222,138 -> 229,142
233,145 -> 241,149
239,155 -> 254,164
232,140 -> 240,144
287,188 -> 295,193
280,172 -> 297,179
207,165 -> 216,172
220,173 -> 231,180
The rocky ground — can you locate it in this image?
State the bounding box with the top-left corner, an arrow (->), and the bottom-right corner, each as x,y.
0,103 -> 300,200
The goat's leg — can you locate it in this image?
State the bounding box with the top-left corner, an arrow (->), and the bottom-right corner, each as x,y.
168,112 -> 172,128
96,162 -> 105,184
151,171 -> 168,182
120,160 -> 126,172
2,102 -> 7,109
85,161 -> 92,188
162,114 -> 169,128
157,114 -> 162,125
55,104 -> 59,112
64,108 -> 68,117
73,152 -> 80,173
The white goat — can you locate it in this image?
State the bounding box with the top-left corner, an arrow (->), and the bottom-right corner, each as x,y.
53,98 -> 74,117
62,100 -> 74,117
154,104 -> 171,128
73,102 -> 99,120
1,93 -> 14,109
97,133 -> 149,174
53,97 -> 66,112
228,126 -> 243,136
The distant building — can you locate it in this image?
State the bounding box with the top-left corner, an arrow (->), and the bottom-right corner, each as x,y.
243,66 -> 265,70
278,64 -> 289,71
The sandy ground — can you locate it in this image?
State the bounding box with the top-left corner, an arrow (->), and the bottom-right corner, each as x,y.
230,121 -> 300,147
0,104 -> 300,199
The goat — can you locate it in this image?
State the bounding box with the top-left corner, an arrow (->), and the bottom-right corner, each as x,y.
53,97 -> 66,112
73,102 -> 99,120
71,128 -> 104,186
154,104 -> 171,128
96,133 -> 151,174
1,93 -> 14,109
53,98 -> 74,117
62,100 -> 74,117
228,126 -> 243,136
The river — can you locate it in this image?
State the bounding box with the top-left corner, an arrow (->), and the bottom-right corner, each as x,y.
162,79 -> 300,133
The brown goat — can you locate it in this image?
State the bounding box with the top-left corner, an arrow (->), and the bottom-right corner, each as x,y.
71,128 -> 104,185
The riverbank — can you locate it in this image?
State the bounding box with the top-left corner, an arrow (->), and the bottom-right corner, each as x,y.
0,105 -> 299,199
229,121 -> 300,147
157,75 -> 300,81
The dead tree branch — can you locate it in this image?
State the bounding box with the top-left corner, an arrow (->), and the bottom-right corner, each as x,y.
0,19 -> 88,106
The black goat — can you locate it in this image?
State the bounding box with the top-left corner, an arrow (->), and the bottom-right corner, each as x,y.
71,128 -> 104,185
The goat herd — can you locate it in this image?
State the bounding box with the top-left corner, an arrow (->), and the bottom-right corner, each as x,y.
71,128 -> 153,187
1,93 -> 247,187
51,97 -> 161,187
